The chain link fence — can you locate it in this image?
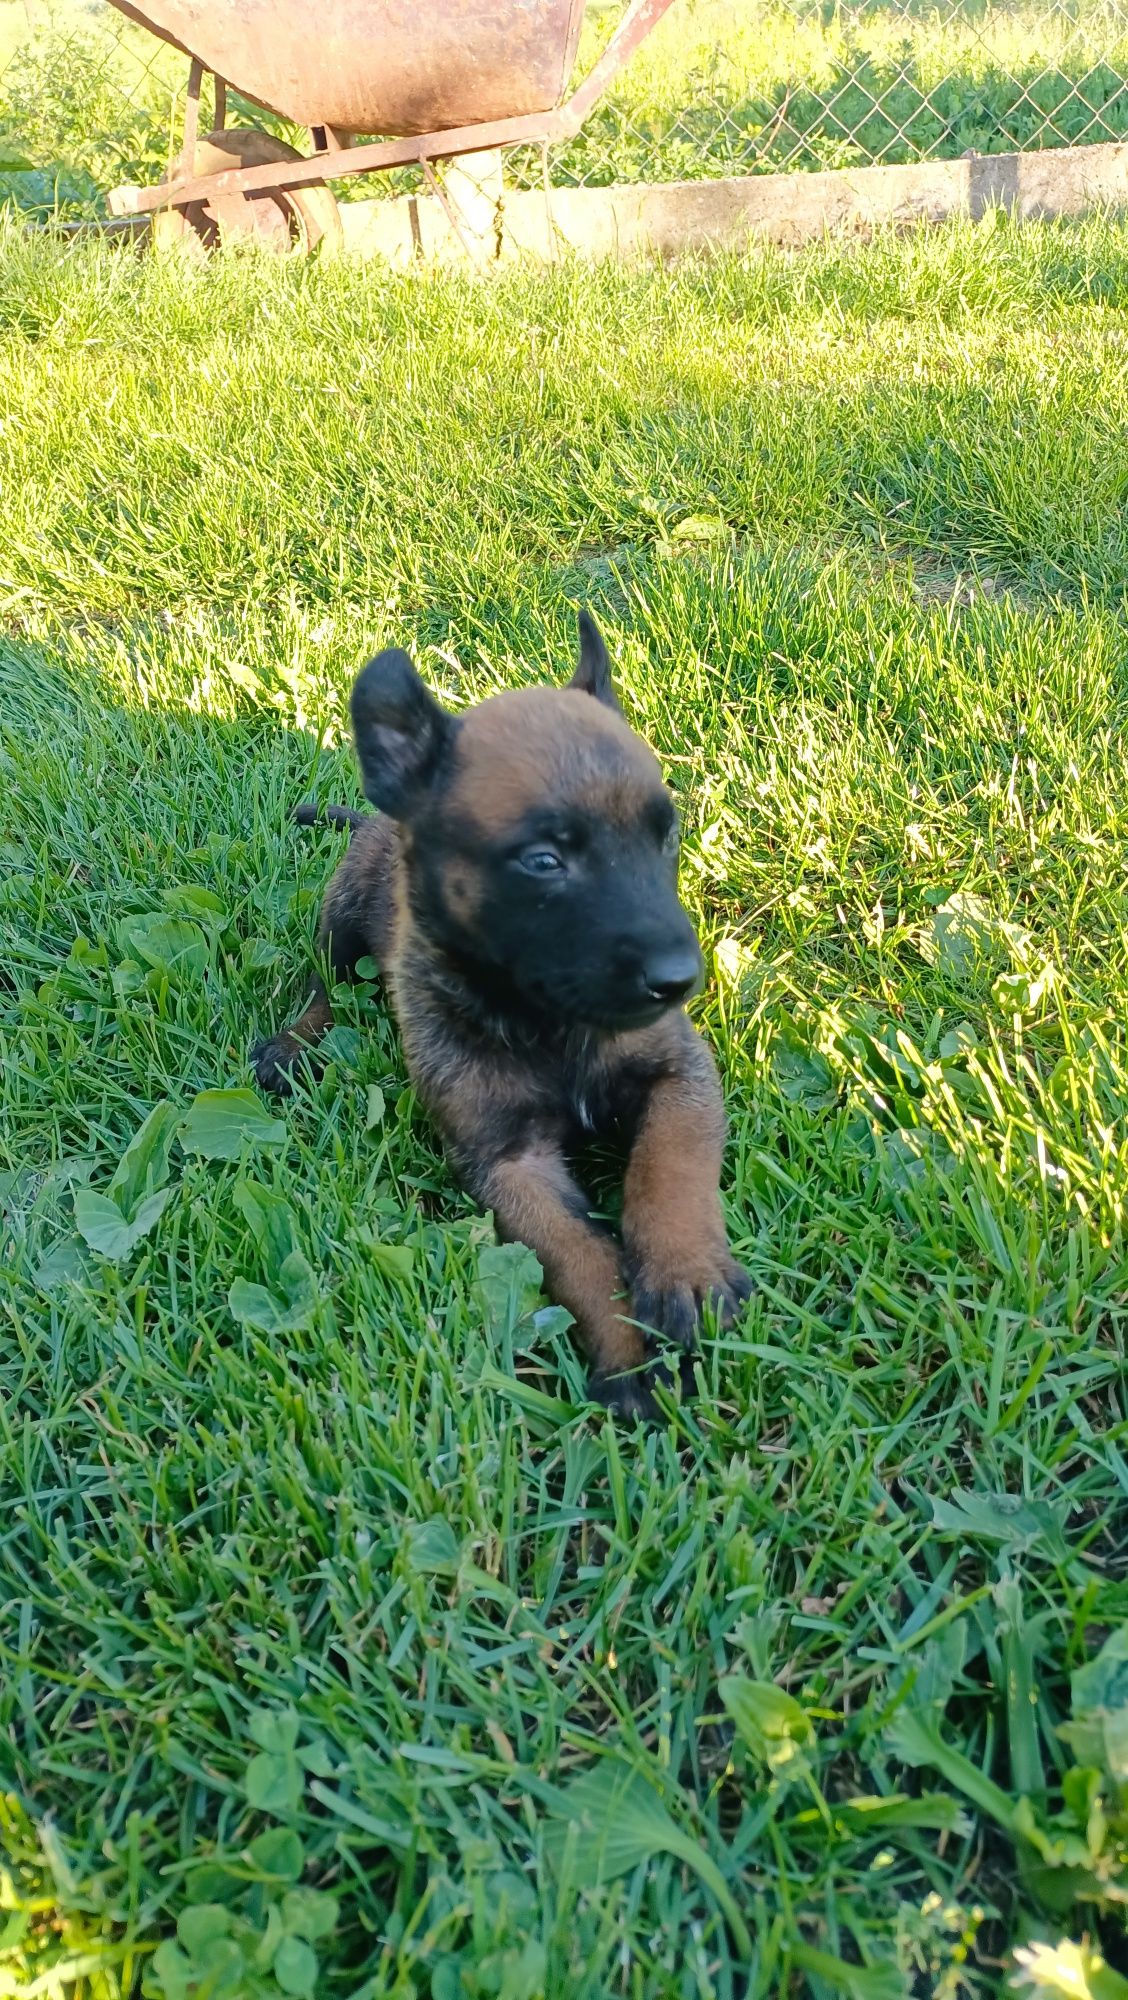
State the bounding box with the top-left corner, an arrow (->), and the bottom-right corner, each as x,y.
2,0 -> 1128,222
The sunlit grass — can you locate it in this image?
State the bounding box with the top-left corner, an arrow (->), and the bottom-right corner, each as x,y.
3,220 -> 1128,1994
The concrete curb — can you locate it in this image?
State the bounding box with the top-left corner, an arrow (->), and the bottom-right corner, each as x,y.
336,138 -> 1128,265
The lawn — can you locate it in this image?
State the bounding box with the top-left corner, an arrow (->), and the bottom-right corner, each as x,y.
3,215 -> 1128,1998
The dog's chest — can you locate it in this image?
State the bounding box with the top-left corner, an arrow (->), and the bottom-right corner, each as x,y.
559,1044 -> 653,1145
570,1087 -> 599,1136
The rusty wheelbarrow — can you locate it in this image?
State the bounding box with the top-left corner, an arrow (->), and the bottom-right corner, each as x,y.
106,0 -> 678,253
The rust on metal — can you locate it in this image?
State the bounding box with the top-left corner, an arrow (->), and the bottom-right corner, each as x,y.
179,54 -> 203,178
109,0 -> 586,136
107,0 -> 680,226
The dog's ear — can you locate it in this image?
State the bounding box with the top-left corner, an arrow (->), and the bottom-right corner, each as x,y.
351,649 -> 453,818
569,610 -> 621,711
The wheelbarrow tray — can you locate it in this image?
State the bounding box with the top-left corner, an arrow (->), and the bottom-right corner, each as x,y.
106,0 -> 679,231
110,0 -> 586,136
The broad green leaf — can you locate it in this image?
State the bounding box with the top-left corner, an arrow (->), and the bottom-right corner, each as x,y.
228,1251 -> 317,1334
74,1185 -> 172,1260
107,1100 -> 179,1214
245,1749 -> 302,1815
180,1088 -> 287,1161
183,1861 -> 242,1905
772,1042 -> 838,1109
1061,1708 -> 1128,1788
929,1489 -> 1073,1566
993,965 -> 1055,1017
150,1931 -> 244,1993
1071,1623 -> 1128,1718
720,1674 -> 815,1779
189,1934 -> 245,1983
905,1622 -> 967,1711
921,890 -> 1026,982
880,1126 -> 956,1190
1061,1624 -> 1128,1781
670,511 -> 728,542
367,1239 -> 415,1281
543,1762 -> 677,1882
163,885 -> 229,926
531,1303 -> 575,1341
113,959 -> 145,1001
148,1940 -> 195,1999
939,1022 -> 978,1060
769,1011 -> 838,1109
176,1904 -> 231,1954
543,1759 -> 751,1958
923,891 -> 997,973
233,1175 -> 301,1267
249,1709 -> 301,1756
117,913 -> 207,982
32,1233 -> 94,1292
242,936 -> 282,972
885,1708 -> 1019,1832
112,1184 -> 171,1247
227,1272 -> 282,1336
405,1517 -> 461,1577
246,1827 -> 304,1881
280,1887 -> 339,1941
72,1190 -> 136,1259
365,1084 -> 386,1129
831,1792 -> 967,1834
354,956 -> 380,980
274,1935 -> 318,1997
476,1241 -> 546,1334
320,1025 -> 363,1067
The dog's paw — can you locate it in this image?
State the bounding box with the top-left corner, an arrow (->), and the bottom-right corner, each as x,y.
631,1255 -> 752,1351
586,1354 -> 694,1423
250,1033 -> 317,1098
587,1363 -> 662,1424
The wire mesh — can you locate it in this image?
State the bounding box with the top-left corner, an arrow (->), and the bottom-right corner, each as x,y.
2,0 -> 1128,222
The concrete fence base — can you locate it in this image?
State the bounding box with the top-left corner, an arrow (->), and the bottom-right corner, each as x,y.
94,138 -> 1128,263
335,138 -> 1128,266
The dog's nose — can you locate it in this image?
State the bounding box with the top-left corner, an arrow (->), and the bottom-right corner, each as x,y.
642,948 -> 701,1005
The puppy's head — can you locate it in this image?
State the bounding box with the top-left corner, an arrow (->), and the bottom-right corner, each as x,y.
350,613 -> 702,1030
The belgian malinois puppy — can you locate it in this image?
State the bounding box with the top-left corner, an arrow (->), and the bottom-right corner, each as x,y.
252,613 -> 750,1417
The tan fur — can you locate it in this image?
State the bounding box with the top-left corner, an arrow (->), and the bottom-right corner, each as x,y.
447,689 -> 661,834
252,655 -> 750,1420
483,1148 -> 645,1379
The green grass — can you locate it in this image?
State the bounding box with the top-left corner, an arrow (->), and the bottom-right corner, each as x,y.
4,216 -> 1128,1997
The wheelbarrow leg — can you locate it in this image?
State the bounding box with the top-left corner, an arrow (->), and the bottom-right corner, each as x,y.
418,149 -> 502,264
310,125 -> 351,155
443,149 -> 503,262
181,56 -> 204,177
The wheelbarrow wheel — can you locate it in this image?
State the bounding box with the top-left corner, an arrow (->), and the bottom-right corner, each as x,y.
156,128 -> 343,256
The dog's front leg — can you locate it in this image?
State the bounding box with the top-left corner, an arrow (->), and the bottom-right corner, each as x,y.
621,1045 -> 751,1352
252,879 -> 372,1097
474,1142 -> 658,1419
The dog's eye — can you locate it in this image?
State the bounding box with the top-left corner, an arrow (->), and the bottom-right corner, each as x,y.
519,847 -> 565,877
